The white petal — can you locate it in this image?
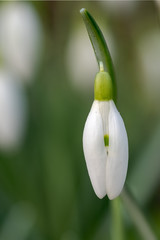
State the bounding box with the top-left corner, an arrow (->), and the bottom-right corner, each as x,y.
83,100 -> 107,199
106,100 -> 128,199
98,101 -> 110,135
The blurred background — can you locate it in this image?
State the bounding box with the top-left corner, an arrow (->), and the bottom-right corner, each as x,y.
0,1 -> 160,240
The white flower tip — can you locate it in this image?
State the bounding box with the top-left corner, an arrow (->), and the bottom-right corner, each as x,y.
80,8 -> 87,15
107,189 -> 122,200
95,192 -> 105,199
94,186 -> 106,199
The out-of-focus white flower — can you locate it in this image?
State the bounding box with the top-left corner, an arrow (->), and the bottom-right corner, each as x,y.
65,24 -> 115,91
0,69 -> 27,151
137,28 -> 160,102
0,2 -> 43,82
83,65 -> 128,199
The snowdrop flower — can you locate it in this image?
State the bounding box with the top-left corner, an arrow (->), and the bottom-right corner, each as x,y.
0,68 -> 27,151
0,2 -> 43,83
83,63 -> 128,200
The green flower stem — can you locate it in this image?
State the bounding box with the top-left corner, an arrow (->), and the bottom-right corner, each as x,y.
111,197 -> 124,240
80,8 -> 116,101
121,188 -> 157,240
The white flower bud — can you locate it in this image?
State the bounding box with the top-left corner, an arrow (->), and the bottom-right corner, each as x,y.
83,99 -> 128,199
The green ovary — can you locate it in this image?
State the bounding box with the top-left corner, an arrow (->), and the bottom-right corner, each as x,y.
104,134 -> 109,146
94,70 -> 113,101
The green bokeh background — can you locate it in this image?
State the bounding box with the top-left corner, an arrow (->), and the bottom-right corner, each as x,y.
0,1 -> 160,240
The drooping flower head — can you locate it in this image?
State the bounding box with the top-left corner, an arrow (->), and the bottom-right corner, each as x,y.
83,62 -> 128,200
